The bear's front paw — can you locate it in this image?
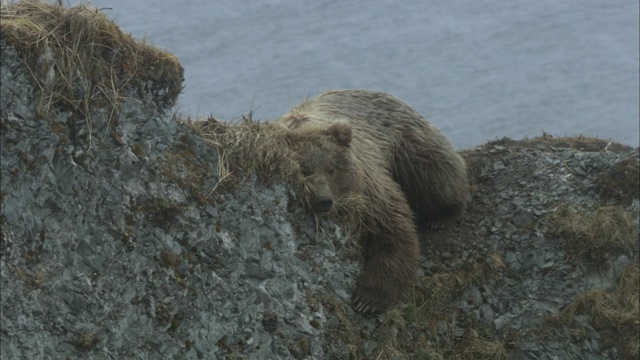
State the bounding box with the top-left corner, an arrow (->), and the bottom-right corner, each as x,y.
351,278 -> 396,315
425,219 -> 448,230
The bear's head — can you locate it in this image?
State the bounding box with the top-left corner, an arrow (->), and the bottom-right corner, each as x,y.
287,122 -> 357,216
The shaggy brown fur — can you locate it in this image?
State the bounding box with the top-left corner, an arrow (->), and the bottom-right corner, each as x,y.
278,89 -> 469,314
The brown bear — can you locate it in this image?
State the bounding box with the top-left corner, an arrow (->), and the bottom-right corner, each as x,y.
278,89 -> 469,314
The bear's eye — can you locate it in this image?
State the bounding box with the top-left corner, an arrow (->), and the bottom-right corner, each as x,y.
326,166 -> 335,175
300,167 -> 311,177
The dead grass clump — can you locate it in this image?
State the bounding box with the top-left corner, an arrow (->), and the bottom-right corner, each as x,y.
549,264 -> 639,359
452,329 -> 507,360
140,196 -> 185,228
372,307 -> 407,358
159,134 -> 215,205
596,157 -> 640,204
547,204 -> 636,266
374,306 -> 507,360
411,254 -> 501,322
365,254 -> 507,360
485,134 -> 634,153
309,291 -> 362,357
0,0 -> 183,122
185,116 -> 369,234
184,116 -> 299,191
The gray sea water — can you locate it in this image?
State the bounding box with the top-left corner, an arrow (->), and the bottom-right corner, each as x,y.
90,0 -> 639,148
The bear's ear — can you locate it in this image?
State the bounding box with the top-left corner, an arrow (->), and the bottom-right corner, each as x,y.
325,122 -> 352,148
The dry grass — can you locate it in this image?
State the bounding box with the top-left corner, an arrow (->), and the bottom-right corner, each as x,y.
184,116 -> 299,190
596,156 -> 640,204
454,330 -> 508,360
184,116 -> 369,231
483,133 -> 635,153
549,264 -> 640,359
547,204 -> 636,266
0,0 -> 183,124
342,250 -> 509,360
372,305 -> 508,360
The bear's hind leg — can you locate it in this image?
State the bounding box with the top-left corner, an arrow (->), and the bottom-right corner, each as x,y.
392,128 -> 469,230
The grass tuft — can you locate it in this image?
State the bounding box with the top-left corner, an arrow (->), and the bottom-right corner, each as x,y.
0,0 -> 183,124
547,204 -> 636,266
548,264 -> 639,359
596,156 -> 640,204
184,116 -> 369,238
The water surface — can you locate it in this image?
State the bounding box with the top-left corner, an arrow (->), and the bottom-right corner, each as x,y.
91,0 -> 639,148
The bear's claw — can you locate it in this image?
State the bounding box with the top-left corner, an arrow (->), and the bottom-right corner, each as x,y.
352,285 -> 392,315
426,221 -> 447,230
353,299 -> 380,315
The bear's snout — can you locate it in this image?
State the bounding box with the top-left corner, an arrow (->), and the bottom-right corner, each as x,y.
313,196 -> 334,216
307,175 -> 335,216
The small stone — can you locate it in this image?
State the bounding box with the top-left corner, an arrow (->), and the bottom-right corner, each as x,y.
480,304 -> 494,323
511,209 -> 536,227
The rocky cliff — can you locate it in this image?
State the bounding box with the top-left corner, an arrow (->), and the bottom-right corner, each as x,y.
1,2 -> 638,359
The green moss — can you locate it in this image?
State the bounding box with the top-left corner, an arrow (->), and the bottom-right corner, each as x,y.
119,225 -> 135,252
261,311 -> 278,334
309,319 -> 322,329
342,350 -> 358,360
159,250 -> 179,269
16,268 -> 46,289
156,303 -> 172,325
159,139 -> 213,206
139,196 -> 185,227
70,332 -> 98,351
296,338 -> 311,356
132,143 -> 146,158
216,335 -> 233,354
405,304 -> 417,323
415,349 -> 443,360
189,286 -> 199,299
169,316 -> 182,332
304,289 -> 321,312
185,339 -> 194,351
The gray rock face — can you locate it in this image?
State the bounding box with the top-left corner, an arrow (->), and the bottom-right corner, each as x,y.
2,35 -> 639,360
0,38 -> 363,359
